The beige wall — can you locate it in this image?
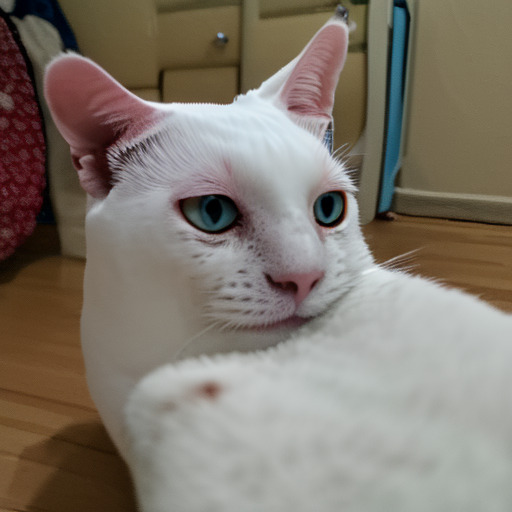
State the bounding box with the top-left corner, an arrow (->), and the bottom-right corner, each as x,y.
58,0 -> 159,90
396,0 -> 512,222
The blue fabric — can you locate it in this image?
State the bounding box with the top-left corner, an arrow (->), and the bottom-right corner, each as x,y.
11,0 -> 78,51
378,0 -> 410,213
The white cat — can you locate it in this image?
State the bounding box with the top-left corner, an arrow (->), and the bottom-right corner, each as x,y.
44,13 -> 358,458
44,11 -> 512,511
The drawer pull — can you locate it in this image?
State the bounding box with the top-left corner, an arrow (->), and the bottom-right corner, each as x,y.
214,32 -> 229,47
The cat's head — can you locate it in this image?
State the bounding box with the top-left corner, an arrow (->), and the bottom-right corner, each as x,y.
44,15 -> 372,350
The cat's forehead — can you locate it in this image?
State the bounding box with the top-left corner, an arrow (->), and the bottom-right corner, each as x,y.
112,97 -> 352,200
163,98 -> 336,183
170,97 -> 317,149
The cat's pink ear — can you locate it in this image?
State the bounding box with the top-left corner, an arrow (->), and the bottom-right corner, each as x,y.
255,16 -> 349,139
44,54 -> 162,198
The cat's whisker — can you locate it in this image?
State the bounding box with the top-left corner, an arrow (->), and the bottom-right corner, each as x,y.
332,142 -> 351,161
204,307 -> 275,332
172,321 -> 221,361
224,320 -> 244,331
213,318 -> 245,332
379,248 -> 422,273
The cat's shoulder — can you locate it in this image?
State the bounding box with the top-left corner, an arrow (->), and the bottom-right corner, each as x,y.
308,266 -> 512,348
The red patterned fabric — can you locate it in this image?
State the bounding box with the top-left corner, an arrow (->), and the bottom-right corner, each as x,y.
0,13 -> 46,261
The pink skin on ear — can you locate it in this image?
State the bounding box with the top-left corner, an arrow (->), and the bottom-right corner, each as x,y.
281,23 -> 349,119
44,55 -> 162,198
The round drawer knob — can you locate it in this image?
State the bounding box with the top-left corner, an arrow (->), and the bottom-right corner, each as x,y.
214,32 -> 229,47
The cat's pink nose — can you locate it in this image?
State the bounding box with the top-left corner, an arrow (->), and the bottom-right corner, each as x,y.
266,270 -> 324,306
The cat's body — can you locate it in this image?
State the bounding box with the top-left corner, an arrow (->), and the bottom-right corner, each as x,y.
126,268 -> 512,512
44,11 -> 512,511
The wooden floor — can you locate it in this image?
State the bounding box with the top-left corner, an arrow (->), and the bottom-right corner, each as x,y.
1,216 -> 511,512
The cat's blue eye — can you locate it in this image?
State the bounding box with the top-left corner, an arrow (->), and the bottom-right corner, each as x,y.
180,195 -> 239,233
313,191 -> 346,227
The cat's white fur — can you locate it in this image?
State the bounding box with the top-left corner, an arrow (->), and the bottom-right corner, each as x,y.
44,12 -> 512,510
126,269 -> 512,511
79,97 -> 368,454
44,15 -> 357,458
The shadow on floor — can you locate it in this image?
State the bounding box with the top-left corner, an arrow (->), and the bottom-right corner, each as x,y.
15,421 -> 137,512
0,225 -> 61,284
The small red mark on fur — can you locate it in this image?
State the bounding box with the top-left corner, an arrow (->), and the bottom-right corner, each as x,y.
197,382 -> 222,400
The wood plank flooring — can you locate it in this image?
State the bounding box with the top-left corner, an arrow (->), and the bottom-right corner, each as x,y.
1,216 -> 511,512
364,215 -> 512,313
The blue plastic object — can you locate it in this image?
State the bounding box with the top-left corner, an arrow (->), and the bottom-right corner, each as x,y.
378,0 -> 410,213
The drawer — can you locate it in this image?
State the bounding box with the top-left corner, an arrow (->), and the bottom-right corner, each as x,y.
157,6 -> 240,69
162,67 -> 239,104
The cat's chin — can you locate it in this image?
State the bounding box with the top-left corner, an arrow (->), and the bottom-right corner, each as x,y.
250,315 -> 311,332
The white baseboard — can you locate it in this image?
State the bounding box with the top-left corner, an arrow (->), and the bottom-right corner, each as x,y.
392,187 -> 512,225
